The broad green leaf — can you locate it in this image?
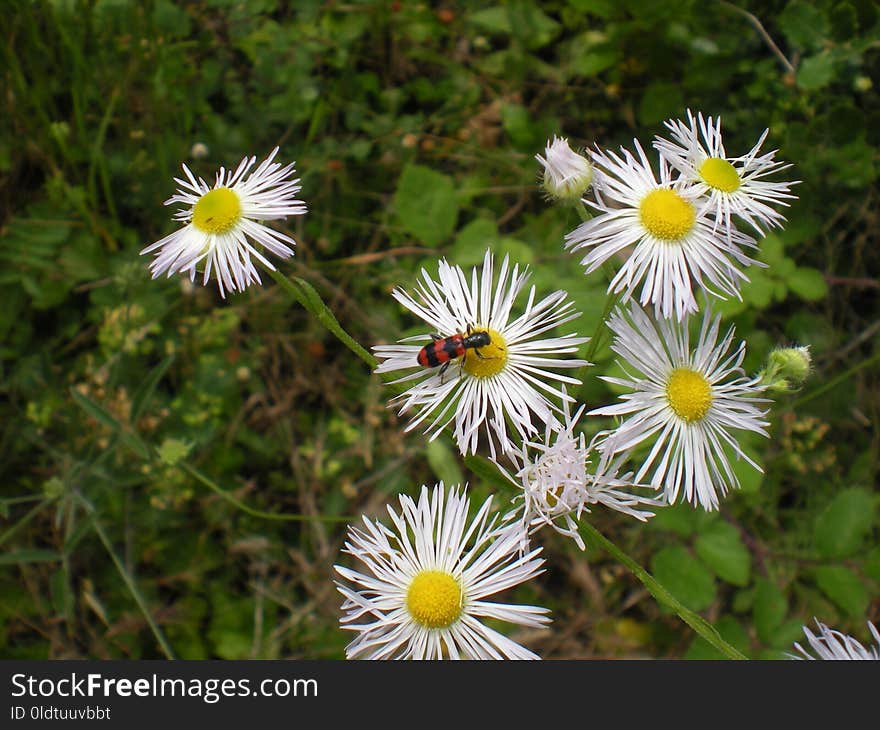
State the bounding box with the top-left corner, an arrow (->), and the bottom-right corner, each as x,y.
814,488 -> 876,559
772,618 -> 810,650
788,267 -> 828,301
507,0 -> 561,49
779,2 -> 830,49
393,164 -> 459,247
650,546 -> 716,612
496,237 -> 534,264
638,83 -> 684,126
797,55 -> 836,90
500,103 -> 537,149
426,440 -> 465,491
649,502 -> 701,538
566,0 -> 618,18
864,545 -> 880,582
570,48 -> 618,77
453,218 -> 499,266
814,565 -> 869,618
741,269 -> 778,309
694,521 -> 752,587
753,577 -> 787,644
469,7 -> 512,34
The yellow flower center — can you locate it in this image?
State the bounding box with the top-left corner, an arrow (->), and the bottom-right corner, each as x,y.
699,157 -> 741,193
666,368 -> 713,422
544,484 -> 564,508
406,570 -> 463,629
192,187 -> 242,234
462,328 -> 508,378
638,189 -> 696,241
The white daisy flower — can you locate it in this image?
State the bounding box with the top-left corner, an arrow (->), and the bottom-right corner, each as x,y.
334,483 -> 550,660
535,136 -> 594,203
502,398 -> 662,550
791,620 -> 880,660
373,249 -> 589,458
590,304 -> 770,511
141,147 -> 305,297
653,109 -> 798,238
564,139 -> 760,321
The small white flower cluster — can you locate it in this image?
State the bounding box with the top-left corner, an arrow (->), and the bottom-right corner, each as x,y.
567,109 -> 798,321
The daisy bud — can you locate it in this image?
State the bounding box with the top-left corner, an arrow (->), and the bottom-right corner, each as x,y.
536,136 -> 593,203
759,346 -> 812,394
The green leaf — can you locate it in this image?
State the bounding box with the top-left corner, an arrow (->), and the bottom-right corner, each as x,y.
774,618 -> 809,649
779,2 -> 830,49
787,267 -> 828,301
814,488 -> 876,559
570,47 -> 619,77
469,7 -> 512,34
638,83 -> 684,126
650,546 -> 716,612
694,521 -> 752,587
753,577 -> 787,644
393,164 -> 459,247
797,55 -> 837,90
463,454 -> 515,493
426,440 -> 465,490
70,388 -> 150,459
500,103 -> 537,149
506,0 -> 561,49
566,0 -> 618,18
649,502 -> 701,538
864,545 -> 880,582
741,269 -> 779,309
452,218 -> 499,265
0,549 -> 62,565
131,354 -> 175,422
814,565 -> 869,618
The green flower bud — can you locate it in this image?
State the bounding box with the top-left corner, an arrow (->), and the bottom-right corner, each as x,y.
759,345 -> 812,393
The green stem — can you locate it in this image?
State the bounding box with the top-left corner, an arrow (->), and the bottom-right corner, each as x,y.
584,287 -> 621,364
180,463 -> 351,523
575,201 -> 593,223
0,500 -> 50,549
268,268 -> 377,369
578,521 -> 748,660
791,349 -> 880,408
77,494 -> 176,660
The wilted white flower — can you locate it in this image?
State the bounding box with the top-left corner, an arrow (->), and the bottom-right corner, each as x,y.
373,249 -> 588,458
334,483 -> 549,659
141,147 -> 305,297
791,619 -> 880,660
504,399 -> 662,550
565,139 -> 760,321
653,109 -> 797,238
536,136 -> 594,202
591,304 -> 770,511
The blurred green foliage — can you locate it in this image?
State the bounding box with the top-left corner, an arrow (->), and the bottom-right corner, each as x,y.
0,0 -> 877,659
